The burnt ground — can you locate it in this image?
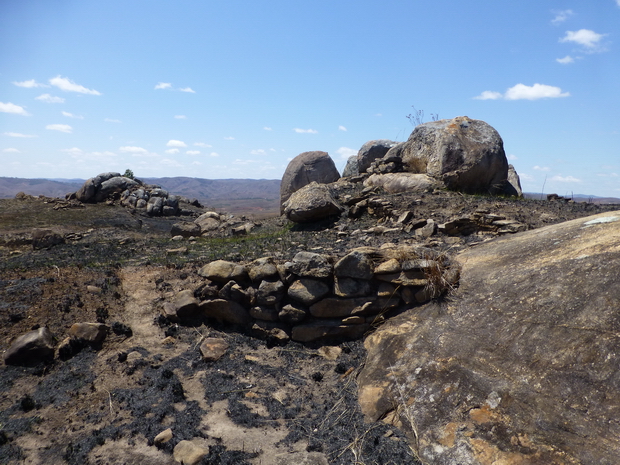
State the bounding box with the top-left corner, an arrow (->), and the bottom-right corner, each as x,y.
0,188 -> 619,465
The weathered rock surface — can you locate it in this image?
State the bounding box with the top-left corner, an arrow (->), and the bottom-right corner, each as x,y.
4,327 -> 55,366
395,116 -> 508,193
363,173 -> 440,194
282,182 -> 343,223
342,155 -> 359,177
280,151 -> 341,213
357,139 -> 399,174
358,210 -> 620,464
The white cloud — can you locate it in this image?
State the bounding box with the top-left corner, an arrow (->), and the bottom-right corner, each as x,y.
49,76 -> 101,95
224,136 -> 235,140
475,84 -> 569,101
166,139 -> 187,147
251,149 -> 266,155
0,102 -> 30,116
3,132 -> 37,138
617,0 -> 620,7
35,93 -> 65,103
155,82 -> 172,90
194,142 -> 212,147
338,125 -> 347,132
293,128 -> 318,134
61,147 -> 83,155
161,158 -> 183,167
46,124 -> 72,133
186,150 -> 200,155
505,83 -> 570,100
165,148 -> 180,154
533,165 -> 550,171
560,29 -> 605,49
119,146 -> 148,154
336,147 -> 357,159
105,118 -> 122,123
473,91 -> 503,100
263,127 -> 272,131
210,152 -> 220,157
174,115 -> 186,119
551,9 -> 573,25
62,111 -> 83,119
178,87 -> 195,93
13,79 -> 48,88
3,148 -> 20,153
551,175 -> 582,182
507,154 -> 518,161
556,55 -> 575,64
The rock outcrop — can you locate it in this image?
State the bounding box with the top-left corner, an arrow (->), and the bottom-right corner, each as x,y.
358,210 -> 620,464
357,139 -> 399,174
279,151 -> 341,214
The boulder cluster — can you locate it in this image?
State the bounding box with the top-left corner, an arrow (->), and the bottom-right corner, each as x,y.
70,172 -> 201,217
281,116 -> 523,223
161,245 -> 459,344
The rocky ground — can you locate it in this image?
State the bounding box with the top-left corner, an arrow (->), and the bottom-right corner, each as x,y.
1,187 -> 618,465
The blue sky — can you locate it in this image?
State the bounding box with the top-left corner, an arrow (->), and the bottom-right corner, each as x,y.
1,0 -> 619,197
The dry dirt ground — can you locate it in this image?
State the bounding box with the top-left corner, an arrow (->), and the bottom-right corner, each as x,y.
1,190 -> 618,465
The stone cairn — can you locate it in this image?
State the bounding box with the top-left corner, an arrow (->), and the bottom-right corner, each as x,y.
162,246 -> 460,344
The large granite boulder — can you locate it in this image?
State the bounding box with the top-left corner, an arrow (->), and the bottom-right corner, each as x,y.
280,151 -> 340,214
390,116 -> 508,193
358,211 -> 620,464
282,182 -> 343,223
75,172 -> 121,202
356,139 -> 399,174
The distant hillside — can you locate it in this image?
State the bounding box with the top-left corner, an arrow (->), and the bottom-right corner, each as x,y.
524,192 -> 620,204
0,176 -> 282,218
0,177 -> 83,199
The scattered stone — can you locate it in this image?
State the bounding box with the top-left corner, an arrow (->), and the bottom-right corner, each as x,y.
69,323 -> 109,345
171,222 -> 201,238
173,439 -> 209,465
4,327 -> 55,366
199,338 -> 229,362
153,428 -> 173,445
32,228 -> 65,249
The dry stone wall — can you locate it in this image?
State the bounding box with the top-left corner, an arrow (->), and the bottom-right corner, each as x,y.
162,246 -> 459,343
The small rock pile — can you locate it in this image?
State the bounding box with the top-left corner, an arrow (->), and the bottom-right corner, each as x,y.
161,245 -> 460,344
171,211 -> 258,239
69,172 -> 201,217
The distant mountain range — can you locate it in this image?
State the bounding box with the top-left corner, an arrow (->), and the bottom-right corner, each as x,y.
0,176 -> 282,217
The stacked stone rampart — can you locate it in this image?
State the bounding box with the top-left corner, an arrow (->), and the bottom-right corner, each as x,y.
162,246 -> 459,343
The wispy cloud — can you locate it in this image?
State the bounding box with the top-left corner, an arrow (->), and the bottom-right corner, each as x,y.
46,124 -> 72,133
166,140 -> 187,147
3,132 -> 37,138
551,175 -> 582,182
560,29 -> 606,51
0,102 -> 30,116
551,9 -> 573,25
336,147 -> 357,159
62,111 -> 83,119
186,150 -> 200,155
104,118 -> 121,123
61,147 -> 83,155
263,127 -> 272,131
338,125 -> 347,132
194,142 -> 212,147
210,152 -> 220,157
13,79 -> 48,88
119,146 -> 148,154
474,83 -> 570,101
224,136 -> 235,140
533,165 -> 550,171
556,55 -> 575,64
507,154 -> 518,161
165,149 -> 179,154
35,94 -> 65,103
3,148 -> 21,153
154,83 -> 195,93
178,87 -> 195,93
250,149 -> 266,155
49,76 -> 101,95
155,82 -> 172,90
174,115 -> 186,119
293,128 -> 318,134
